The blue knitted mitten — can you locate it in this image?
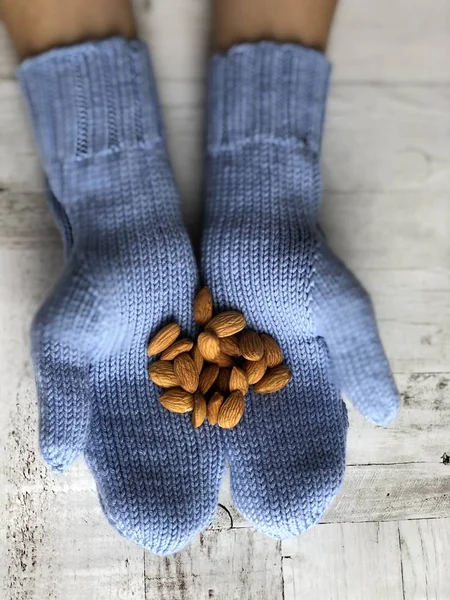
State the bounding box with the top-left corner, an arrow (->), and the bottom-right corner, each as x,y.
203,43 -> 400,538
19,38 -> 224,555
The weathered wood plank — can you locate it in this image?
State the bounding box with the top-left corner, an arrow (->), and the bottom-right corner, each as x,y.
281,522 -> 403,600
0,376 -> 145,600
2,83 -> 450,194
0,0 -> 449,597
1,0 -> 450,83
2,193 -> 449,371
2,81 -> 450,251
347,373 -> 450,465
0,25 -> 15,79
0,247 -> 146,600
322,200 -> 450,375
329,0 -> 450,83
217,462 -> 450,529
324,84 -> 450,193
325,463 -> 450,523
144,529 -> 282,600
1,250 -> 449,535
322,194 -> 450,270
347,267 -> 449,375
0,192 -> 57,244
0,83 -> 43,193
204,372 -> 450,526
399,518 -> 450,600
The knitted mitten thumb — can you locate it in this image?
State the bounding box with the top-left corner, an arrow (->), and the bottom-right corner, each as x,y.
31,256 -> 99,472
313,237 -> 399,426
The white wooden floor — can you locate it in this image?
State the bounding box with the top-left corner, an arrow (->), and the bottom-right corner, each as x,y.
1,1 -> 450,599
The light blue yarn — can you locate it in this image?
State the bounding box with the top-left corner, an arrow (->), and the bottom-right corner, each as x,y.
202,42 -> 400,538
19,38 -> 224,555
18,37 -> 400,551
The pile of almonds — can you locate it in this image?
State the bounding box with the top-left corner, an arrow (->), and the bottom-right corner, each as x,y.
147,287 -> 292,429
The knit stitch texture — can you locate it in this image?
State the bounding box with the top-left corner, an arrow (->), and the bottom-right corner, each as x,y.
202,42 -> 400,538
19,38 -> 224,555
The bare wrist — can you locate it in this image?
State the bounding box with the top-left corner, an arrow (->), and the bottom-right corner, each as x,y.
0,0 -> 136,59
212,0 -> 338,52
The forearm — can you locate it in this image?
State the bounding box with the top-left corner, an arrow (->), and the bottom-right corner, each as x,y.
212,0 -> 338,51
0,0 -> 136,59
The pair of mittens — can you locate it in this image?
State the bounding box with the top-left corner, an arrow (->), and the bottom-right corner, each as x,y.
21,39 -> 399,553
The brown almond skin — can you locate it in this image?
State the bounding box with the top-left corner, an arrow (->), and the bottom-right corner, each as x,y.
161,338 -> 194,360
192,391 -> 207,428
229,366 -> 249,394
218,391 -> 245,429
207,392 -> 224,426
213,352 -> 235,368
194,287 -> 214,326
215,368 -> 231,394
147,322 -> 181,356
160,388 -> 194,413
199,364 -> 220,394
191,344 -> 204,373
206,311 -> 246,338
244,357 -> 267,384
174,352 -> 199,393
261,333 -> 283,368
197,332 -> 220,361
240,330 -> 265,361
254,365 -> 292,394
148,360 -> 179,388
219,335 -> 241,357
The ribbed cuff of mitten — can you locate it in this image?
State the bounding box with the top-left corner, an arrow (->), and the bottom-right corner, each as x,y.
18,37 -> 163,164
208,42 -> 331,153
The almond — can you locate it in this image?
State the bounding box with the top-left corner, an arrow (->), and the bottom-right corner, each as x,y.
215,368 -> 231,394
192,391 -> 207,428
219,335 -> 241,357
199,364 -> 220,394
254,365 -> 292,394
218,391 -> 245,429
261,333 -> 283,368
147,322 -> 181,356
193,287 -> 214,326
161,338 -> 194,360
191,344 -> 204,373
229,366 -> 249,395
148,360 -> 179,388
244,356 -> 267,385
239,330 -> 265,361
160,388 -> 194,413
207,392 -> 224,426
174,352 -> 199,393
206,311 -> 246,338
213,352 -> 235,368
197,332 -> 220,361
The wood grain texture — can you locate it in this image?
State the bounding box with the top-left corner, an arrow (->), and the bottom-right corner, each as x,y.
347,374 -> 450,465
399,518 -> 450,600
2,83 -> 450,240
282,522 -> 404,600
218,463 -> 450,529
329,0 -> 450,83
325,463 -> 450,523
0,359 -> 145,600
144,529 -> 282,600
212,371 -> 450,526
0,0 -> 449,597
3,83 -> 450,191
323,86 -> 450,194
